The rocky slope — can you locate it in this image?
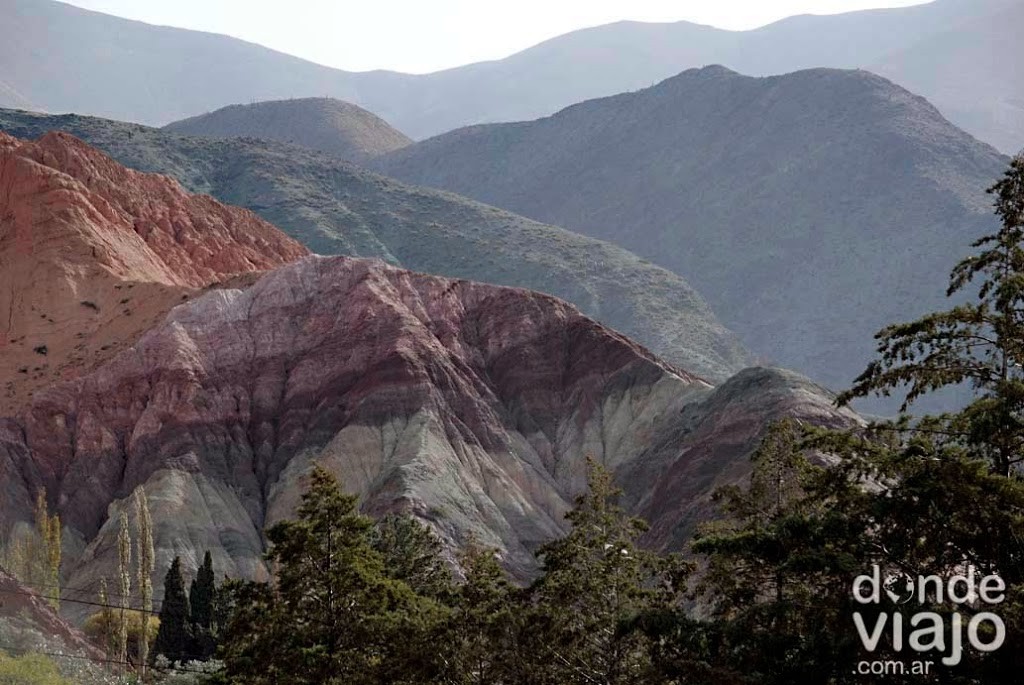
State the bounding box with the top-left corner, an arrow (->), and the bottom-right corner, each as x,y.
0,567 -> 106,675
164,97 -> 412,162
0,130 -> 309,414
374,66 -> 1008,409
0,108 -> 750,383
0,254 -> 858,622
1,0 -> 1019,151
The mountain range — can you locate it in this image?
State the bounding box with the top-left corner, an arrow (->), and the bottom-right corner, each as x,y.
0,131 -> 859,622
0,107 -> 750,383
0,0 -> 1019,152
373,66 -> 1008,403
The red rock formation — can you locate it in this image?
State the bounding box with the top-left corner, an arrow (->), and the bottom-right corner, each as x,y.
0,254 -> 857,623
0,132 -> 860,626
0,131 -> 309,412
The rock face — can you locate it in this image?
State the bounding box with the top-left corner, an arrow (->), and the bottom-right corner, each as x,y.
0,254 -> 858,621
0,566 -> 103,661
0,109 -> 752,383
164,97 -> 412,162
630,367 -> 859,551
373,66 -> 1008,411
0,131 -> 309,413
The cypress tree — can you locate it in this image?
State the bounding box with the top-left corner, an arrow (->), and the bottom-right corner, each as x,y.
153,557 -> 191,664
189,550 -> 216,660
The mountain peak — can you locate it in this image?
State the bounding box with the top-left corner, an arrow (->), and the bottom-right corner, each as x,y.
687,64 -> 739,78
163,96 -> 411,162
0,130 -> 308,413
372,65 -> 1006,412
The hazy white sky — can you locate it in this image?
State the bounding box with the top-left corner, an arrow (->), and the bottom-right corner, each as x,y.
61,0 -> 931,74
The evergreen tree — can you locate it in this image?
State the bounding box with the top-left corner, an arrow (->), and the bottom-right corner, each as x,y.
689,156 -> 1024,682
839,154 -> 1024,476
189,551 -> 217,660
815,153 -> 1024,683
370,513 -> 453,599
153,557 -> 192,665
690,420 -> 870,684
218,465 -> 445,685
525,458 -> 689,685
442,542 -> 520,684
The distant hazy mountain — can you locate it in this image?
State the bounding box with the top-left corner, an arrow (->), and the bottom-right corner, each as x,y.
0,79 -> 34,110
0,108 -> 750,382
869,2 -> 1024,156
164,97 -> 411,162
1,0 -> 1019,151
373,66 -> 1008,399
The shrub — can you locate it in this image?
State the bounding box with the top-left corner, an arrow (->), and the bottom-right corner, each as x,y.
0,651 -> 71,685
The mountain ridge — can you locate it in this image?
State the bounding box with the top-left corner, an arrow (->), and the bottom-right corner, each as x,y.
1,253 -> 858,622
1,0 -> 1019,150
0,107 -> 751,383
0,129 -> 308,413
372,65 -> 1007,405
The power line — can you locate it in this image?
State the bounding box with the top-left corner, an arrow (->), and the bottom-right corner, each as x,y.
0,586 -> 161,617
15,579 -> 165,609
0,585 -> 219,665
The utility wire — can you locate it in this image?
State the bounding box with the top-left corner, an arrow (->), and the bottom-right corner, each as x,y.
12,579 -> 165,609
0,585 -> 220,665
0,586 -> 161,616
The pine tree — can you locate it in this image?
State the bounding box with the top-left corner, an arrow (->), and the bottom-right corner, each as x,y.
218,465 -> 444,685
839,155 -> 1024,476
526,458 -> 689,685
824,155 -> 1024,681
442,542 -> 519,685
153,557 -> 191,664
369,513 -> 452,599
189,550 -> 217,660
690,420 -> 868,684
